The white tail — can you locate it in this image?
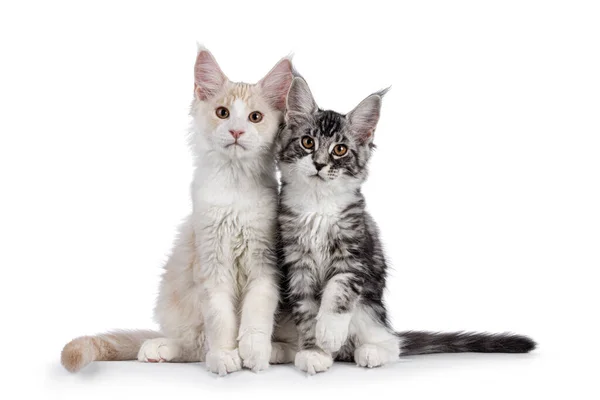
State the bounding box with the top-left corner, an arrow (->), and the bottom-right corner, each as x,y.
61,330 -> 162,372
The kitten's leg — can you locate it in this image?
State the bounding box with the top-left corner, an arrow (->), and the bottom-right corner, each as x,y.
350,304 -> 400,368
285,249 -> 335,374
236,235 -> 279,371
193,218 -> 243,376
238,273 -> 279,372
315,272 -> 362,354
292,293 -> 333,374
200,281 -> 242,376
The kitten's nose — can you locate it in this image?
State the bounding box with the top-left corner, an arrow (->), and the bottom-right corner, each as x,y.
229,130 -> 245,139
314,162 -> 327,171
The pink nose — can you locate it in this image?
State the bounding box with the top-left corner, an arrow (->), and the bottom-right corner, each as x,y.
229,130 -> 245,139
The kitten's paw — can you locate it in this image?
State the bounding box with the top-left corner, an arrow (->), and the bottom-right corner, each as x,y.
238,332 -> 271,372
270,342 -> 296,364
315,312 -> 351,353
205,349 -> 242,376
137,338 -> 180,363
354,344 -> 396,368
294,349 -> 333,375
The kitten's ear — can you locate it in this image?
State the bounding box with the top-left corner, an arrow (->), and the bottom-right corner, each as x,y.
286,77 -> 317,124
194,47 -> 227,100
259,57 -> 293,111
347,88 -> 388,144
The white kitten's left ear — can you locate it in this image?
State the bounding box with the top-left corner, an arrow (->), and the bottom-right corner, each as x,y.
347,88 -> 389,144
259,57 -> 294,111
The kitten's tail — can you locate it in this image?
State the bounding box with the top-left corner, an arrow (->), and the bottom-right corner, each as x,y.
61,330 -> 162,372
397,331 -> 536,356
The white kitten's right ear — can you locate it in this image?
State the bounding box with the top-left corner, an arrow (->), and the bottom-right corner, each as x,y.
259,57 -> 294,111
194,47 -> 227,100
286,77 -> 317,124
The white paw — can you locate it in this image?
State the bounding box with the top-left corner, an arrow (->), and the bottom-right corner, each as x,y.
270,342 -> 296,364
294,349 -> 333,375
315,312 -> 351,353
205,348 -> 242,376
137,338 -> 180,363
354,344 -> 395,368
238,332 -> 271,372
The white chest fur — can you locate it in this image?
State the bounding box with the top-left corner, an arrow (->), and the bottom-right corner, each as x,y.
191,157 -> 278,290
282,181 -> 358,269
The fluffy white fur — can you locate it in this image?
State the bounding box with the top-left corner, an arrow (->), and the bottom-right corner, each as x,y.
61,47 -> 293,376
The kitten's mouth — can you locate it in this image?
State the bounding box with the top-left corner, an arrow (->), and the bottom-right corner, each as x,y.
311,174 -> 325,181
225,142 -> 246,150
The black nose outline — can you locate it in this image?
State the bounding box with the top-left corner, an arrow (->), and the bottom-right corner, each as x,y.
313,162 -> 327,171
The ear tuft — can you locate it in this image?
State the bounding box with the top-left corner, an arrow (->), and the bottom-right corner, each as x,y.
194,48 -> 227,100
347,91 -> 385,144
375,86 -> 391,98
259,57 -> 294,111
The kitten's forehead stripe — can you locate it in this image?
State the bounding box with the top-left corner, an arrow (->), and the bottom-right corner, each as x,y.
315,110 -> 345,137
222,82 -> 254,104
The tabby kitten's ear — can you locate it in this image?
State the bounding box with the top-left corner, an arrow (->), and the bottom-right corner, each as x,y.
194,47 -> 228,100
347,88 -> 389,144
259,58 -> 294,111
286,77 -> 318,125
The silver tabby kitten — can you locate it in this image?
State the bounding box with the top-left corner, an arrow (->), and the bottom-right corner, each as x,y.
271,77 -> 535,374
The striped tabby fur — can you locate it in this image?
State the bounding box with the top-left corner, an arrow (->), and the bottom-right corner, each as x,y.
270,77 -> 535,374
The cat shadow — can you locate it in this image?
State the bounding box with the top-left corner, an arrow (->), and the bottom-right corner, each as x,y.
46,352 -> 539,387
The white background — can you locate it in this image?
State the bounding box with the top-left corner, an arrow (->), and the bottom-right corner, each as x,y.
1,1 -> 599,399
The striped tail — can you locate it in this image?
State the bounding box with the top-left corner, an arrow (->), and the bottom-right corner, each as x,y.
398,331 -> 536,356
61,330 -> 162,372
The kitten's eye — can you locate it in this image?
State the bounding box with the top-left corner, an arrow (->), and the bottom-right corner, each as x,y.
215,107 -> 229,119
333,144 -> 348,157
301,136 -> 315,150
249,111 -> 263,123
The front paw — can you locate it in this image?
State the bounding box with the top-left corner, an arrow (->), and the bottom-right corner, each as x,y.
315,312 -> 351,353
238,331 -> 271,372
205,348 -> 242,376
294,349 -> 333,375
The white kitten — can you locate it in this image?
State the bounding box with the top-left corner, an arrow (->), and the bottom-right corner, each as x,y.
61,47 -> 293,376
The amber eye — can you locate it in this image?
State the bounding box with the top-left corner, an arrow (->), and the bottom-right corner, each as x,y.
215,107 -> 229,119
333,144 -> 348,157
248,111 -> 263,123
301,136 -> 315,150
